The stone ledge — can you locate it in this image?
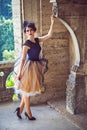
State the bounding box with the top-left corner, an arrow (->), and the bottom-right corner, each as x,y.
0,88 -> 14,103
0,61 -> 14,69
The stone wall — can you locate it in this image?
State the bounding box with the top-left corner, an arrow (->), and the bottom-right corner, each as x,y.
18,0 -> 70,104
38,0 -> 70,102
0,62 -> 14,102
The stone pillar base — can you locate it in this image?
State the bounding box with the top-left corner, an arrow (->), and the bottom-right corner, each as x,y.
66,73 -> 87,114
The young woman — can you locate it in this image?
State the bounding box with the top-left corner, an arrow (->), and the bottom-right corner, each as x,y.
14,15 -> 55,120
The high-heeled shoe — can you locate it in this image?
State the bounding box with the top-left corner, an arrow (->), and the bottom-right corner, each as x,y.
14,107 -> 22,119
25,112 -> 36,120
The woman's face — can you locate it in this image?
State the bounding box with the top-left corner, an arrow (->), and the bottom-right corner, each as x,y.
25,27 -> 35,38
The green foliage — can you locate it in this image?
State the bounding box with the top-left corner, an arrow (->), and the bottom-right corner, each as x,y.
6,71 -> 19,101
6,72 -> 20,101
0,18 -> 14,60
6,72 -> 14,88
0,18 -> 14,52
0,0 -> 14,61
3,50 -> 15,61
0,0 -> 12,19
0,71 -> 4,77
12,94 -> 19,101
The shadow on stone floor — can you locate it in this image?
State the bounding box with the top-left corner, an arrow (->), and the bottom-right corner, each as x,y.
47,98 -> 87,130
0,101 -> 82,130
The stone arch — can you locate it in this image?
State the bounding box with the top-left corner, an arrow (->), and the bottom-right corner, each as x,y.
58,18 -> 80,68
50,1 -> 82,114
58,18 -> 80,114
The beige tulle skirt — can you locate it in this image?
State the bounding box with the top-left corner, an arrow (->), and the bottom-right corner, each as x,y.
13,59 -> 47,97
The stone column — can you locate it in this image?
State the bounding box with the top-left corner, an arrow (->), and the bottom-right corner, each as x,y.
12,0 -> 23,59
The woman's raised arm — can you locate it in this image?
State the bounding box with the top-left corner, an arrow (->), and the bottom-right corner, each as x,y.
38,15 -> 55,42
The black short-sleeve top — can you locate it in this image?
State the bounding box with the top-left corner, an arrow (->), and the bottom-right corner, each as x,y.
23,38 -> 41,61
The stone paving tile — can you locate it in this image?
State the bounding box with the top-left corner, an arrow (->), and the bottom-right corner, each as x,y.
48,99 -> 87,130
0,101 -> 81,130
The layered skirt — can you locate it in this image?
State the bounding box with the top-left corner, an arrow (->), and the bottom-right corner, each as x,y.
13,59 -> 47,97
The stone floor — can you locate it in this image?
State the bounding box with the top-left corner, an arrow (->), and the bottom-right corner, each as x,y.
0,101 -> 82,130
47,98 -> 87,130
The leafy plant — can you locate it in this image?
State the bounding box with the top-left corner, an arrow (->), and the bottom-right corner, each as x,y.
6,72 -> 20,101
0,0 -> 14,61
12,94 -> 19,101
3,50 -> 15,61
6,72 -> 14,88
0,71 -> 4,77
0,18 -> 14,60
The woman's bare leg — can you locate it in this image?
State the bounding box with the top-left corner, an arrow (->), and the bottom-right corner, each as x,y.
19,95 -> 25,114
23,96 -> 32,118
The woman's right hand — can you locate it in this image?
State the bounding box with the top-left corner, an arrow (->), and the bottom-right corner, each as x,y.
17,72 -> 22,80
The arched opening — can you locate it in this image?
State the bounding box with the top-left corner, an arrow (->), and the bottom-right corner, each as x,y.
49,1 -> 86,114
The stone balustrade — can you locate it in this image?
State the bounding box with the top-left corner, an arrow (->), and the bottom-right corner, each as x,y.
0,61 -> 14,102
